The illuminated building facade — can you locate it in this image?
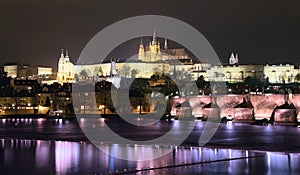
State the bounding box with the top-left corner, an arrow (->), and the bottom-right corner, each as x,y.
75,30 -> 207,80
3,62 -> 53,80
264,64 -> 299,84
57,49 -> 75,84
54,30 -> 300,84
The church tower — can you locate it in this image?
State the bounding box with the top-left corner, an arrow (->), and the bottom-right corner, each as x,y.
152,28 -> 157,45
57,49 -> 75,84
229,52 -> 238,64
138,29 -> 165,62
138,38 -> 145,61
148,29 -> 161,62
58,49 -> 65,73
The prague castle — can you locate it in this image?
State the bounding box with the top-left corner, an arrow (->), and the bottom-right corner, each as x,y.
137,30 -> 188,62
55,30 -> 300,84
73,30 -> 197,80
1,30 -> 298,85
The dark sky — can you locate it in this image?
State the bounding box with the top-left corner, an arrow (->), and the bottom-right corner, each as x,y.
1,0 -> 300,68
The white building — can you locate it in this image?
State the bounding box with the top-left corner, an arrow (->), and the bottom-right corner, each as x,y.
37,67 -> 53,76
206,64 -> 264,82
55,31 -> 300,85
3,63 -> 52,79
264,64 -> 299,83
3,64 -> 18,78
57,49 -> 75,84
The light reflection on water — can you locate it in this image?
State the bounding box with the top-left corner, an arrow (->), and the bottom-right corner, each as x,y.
1,118 -> 300,174
0,139 -> 299,175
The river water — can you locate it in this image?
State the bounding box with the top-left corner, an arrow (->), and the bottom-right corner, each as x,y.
0,118 -> 300,174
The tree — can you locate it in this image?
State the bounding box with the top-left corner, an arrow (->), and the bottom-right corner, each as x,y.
97,67 -> 103,77
244,76 -> 264,87
131,69 -> 139,78
150,73 -> 160,80
45,96 -> 51,107
196,75 -> 205,88
80,69 -> 89,77
118,65 -> 131,77
94,66 -> 99,76
295,74 -> 300,82
66,103 -> 74,114
152,67 -> 161,74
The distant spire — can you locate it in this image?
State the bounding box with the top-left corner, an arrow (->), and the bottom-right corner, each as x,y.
153,28 -> 157,43
230,52 -> 235,58
59,49 -> 65,63
229,52 -> 236,64
110,58 -> 117,76
60,49 -> 64,58
140,37 -> 143,45
65,50 -> 69,61
138,38 -> 145,61
164,38 -> 168,50
235,53 -> 238,64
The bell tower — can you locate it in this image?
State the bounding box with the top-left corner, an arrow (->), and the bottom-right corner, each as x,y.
57,49 -> 75,84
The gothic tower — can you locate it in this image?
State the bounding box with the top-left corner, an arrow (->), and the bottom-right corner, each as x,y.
229,52 -> 238,64
235,53 -> 239,64
138,38 -> 145,61
148,29 -> 161,62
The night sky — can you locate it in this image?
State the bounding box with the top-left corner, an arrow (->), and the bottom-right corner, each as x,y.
1,0 -> 300,68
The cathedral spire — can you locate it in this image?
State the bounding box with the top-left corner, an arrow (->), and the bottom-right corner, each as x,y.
138,37 -> 145,61
164,38 -> 168,50
229,52 -> 236,64
230,52 -> 235,58
153,28 -> 157,43
140,37 -> 143,45
229,52 -> 239,64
